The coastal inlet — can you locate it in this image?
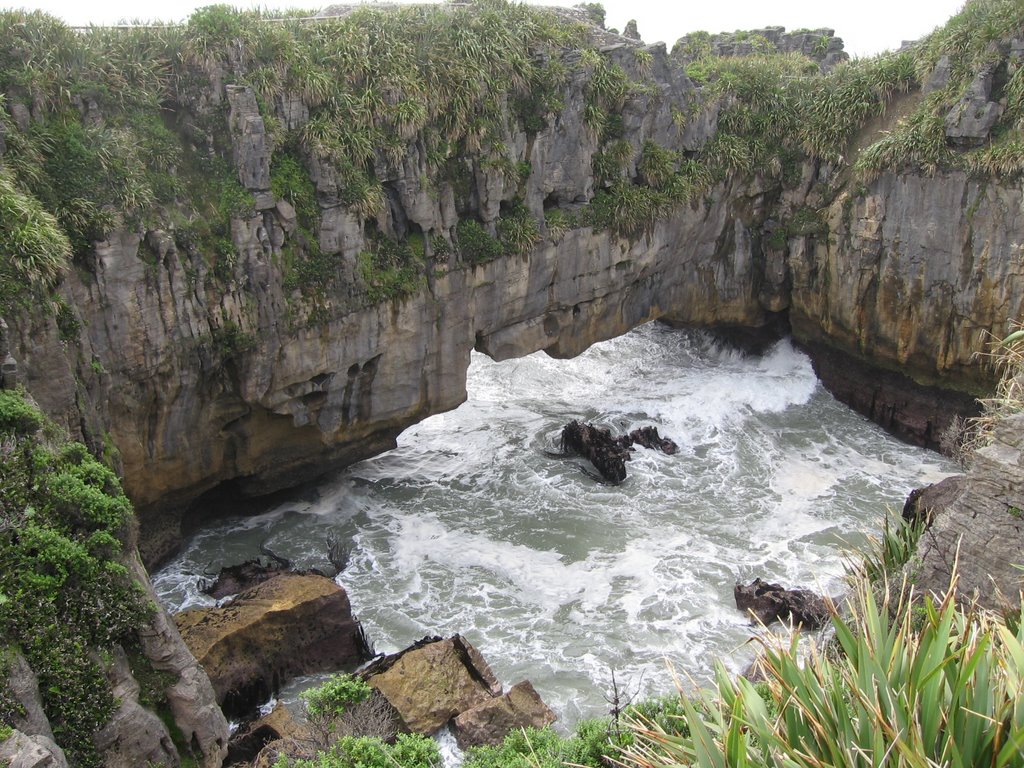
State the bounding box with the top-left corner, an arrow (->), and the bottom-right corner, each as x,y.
153,323 -> 955,723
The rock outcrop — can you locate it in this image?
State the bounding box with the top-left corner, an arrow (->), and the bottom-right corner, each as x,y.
362,634 -> 555,745
94,648 -> 179,768
0,730 -> 68,768
913,413 -> 1024,609
673,27 -> 848,71
175,573 -> 368,718
364,635 -> 501,734
128,555 -> 231,768
451,680 -> 557,749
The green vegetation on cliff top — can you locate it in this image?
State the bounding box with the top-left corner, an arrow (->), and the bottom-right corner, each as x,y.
0,389 -> 152,767
1,0 -> 1023,319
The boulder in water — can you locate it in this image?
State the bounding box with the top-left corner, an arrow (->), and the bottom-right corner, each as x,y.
561,420 -> 631,483
628,425 -> 679,454
734,578 -> 831,629
362,634 -> 555,746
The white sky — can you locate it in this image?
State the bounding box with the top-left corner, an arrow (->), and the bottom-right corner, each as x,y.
8,0 -> 968,57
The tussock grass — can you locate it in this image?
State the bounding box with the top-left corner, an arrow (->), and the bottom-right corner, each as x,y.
955,323 -> 1024,458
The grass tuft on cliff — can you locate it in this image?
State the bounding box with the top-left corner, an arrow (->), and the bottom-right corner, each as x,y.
952,323 -> 1024,458
0,389 -> 152,767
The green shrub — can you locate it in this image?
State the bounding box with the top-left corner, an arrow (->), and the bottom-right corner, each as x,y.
0,390 -> 44,434
356,236 -> 424,304
300,674 -> 372,719
0,171 -> 71,313
497,205 -> 541,255
271,151 -> 319,227
457,219 -> 503,265
0,393 -> 151,767
584,184 -> 669,237
544,208 -> 576,240
277,733 -> 439,768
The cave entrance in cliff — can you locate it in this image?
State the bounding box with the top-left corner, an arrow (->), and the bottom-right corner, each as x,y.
154,322 -> 956,728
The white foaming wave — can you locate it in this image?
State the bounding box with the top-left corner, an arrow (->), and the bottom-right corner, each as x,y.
388,515 -> 614,613
768,455 -> 841,515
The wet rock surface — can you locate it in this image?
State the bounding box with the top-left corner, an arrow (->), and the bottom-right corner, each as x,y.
734,578 -> 831,629
559,420 -> 678,483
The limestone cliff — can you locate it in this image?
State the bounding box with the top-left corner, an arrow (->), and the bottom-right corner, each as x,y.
1,2 -> 1022,569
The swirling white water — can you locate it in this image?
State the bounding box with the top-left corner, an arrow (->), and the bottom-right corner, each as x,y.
153,323 -> 955,724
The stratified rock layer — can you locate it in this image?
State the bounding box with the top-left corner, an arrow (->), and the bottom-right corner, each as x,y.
5,22 -> 1021,568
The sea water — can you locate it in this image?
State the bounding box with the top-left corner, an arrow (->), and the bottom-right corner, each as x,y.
153,323 -> 955,724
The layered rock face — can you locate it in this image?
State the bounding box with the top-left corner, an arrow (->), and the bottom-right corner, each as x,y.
5,17 -> 1022,568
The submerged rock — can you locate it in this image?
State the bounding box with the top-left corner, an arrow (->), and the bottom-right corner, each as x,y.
734,578 -> 831,629
176,573 -> 370,719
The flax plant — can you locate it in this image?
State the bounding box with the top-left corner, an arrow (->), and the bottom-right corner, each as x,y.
622,573 -> 1024,768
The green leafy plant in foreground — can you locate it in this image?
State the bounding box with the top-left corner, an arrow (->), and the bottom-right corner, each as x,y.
621,573 -> 1024,768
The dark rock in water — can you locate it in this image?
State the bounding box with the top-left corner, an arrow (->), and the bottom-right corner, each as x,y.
559,420 -> 679,483
561,420 -> 632,483
734,578 -> 830,629
628,426 -> 678,455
